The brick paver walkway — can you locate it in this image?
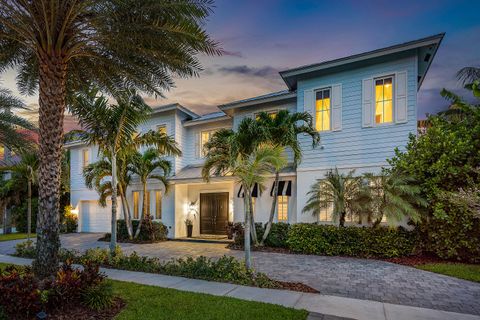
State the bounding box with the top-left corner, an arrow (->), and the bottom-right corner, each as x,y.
1,233 -> 479,316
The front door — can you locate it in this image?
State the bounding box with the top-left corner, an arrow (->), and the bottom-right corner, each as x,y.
200,192 -> 229,235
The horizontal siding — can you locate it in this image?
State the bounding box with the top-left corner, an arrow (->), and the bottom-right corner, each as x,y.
297,55 -> 418,170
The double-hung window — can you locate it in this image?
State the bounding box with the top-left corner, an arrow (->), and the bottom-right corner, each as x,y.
315,88 -> 331,131
200,130 -> 216,157
375,76 -> 394,124
277,196 -> 288,222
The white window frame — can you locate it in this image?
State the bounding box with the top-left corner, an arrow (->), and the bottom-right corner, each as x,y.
314,87 -> 332,132
373,74 -> 395,126
277,195 -> 289,222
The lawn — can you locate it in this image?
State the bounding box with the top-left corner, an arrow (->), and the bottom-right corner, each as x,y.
0,263 -> 307,320
417,263 -> 480,283
0,233 -> 34,242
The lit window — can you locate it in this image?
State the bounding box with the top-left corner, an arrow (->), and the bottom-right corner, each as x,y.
375,76 -> 394,124
200,130 -> 216,157
0,146 -> 4,161
318,203 -> 333,222
155,190 -> 162,219
133,191 -> 140,219
277,196 -> 288,222
157,125 -> 167,135
315,89 -> 331,131
255,110 -> 277,120
82,149 -> 89,168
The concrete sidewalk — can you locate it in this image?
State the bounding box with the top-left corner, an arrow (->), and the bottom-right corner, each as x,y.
1,254 -> 478,320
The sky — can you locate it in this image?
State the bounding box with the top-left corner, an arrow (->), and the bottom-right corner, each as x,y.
1,0 -> 479,124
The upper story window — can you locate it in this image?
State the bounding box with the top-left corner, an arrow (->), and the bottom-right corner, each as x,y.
277,195 -> 288,222
315,88 -> 331,131
82,149 -> 89,168
200,130 -> 216,157
375,76 -> 394,124
157,125 -> 167,135
255,110 -> 277,120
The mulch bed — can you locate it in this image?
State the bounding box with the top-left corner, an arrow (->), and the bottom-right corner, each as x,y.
97,236 -> 166,244
46,298 -> 126,320
275,280 -> 319,293
383,254 -> 467,267
227,243 -> 294,254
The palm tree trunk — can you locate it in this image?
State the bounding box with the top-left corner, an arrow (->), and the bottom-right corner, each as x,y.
339,211 -> 346,227
110,151 -> 118,254
261,171 -> 279,245
118,184 -> 133,239
249,193 -> 258,245
33,54 -> 67,279
134,181 -> 147,239
243,184 -> 252,269
27,179 -> 31,242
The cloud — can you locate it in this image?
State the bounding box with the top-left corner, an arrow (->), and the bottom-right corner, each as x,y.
223,50 -> 244,58
217,65 -> 279,78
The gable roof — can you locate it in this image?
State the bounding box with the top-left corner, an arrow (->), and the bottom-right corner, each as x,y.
183,111 -> 231,127
151,103 -> 199,119
218,90 -> 296,113
279,33 -> 445,91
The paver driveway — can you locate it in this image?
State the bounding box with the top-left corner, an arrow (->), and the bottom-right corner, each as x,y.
1,233 -> 479,316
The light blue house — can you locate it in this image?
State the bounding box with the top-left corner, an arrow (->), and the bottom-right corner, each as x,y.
67,33 -> 444,237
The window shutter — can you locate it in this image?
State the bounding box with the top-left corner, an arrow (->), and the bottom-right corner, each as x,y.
362,78 -> 374,127
303,89 -> 314,115
194,132 -> 200,158
331,84 -> 342,131
395,71 -> 408,123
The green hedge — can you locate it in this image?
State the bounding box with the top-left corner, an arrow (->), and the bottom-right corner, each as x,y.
103,219 -> 168,242
233,222 -> 290,248
286,224 -> 418,258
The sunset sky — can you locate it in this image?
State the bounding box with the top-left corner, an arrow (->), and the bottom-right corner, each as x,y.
1,0 -> 479,125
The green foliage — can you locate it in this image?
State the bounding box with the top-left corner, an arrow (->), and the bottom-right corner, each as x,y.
114,219 -> 168,242
61,205 -> 78,233
233,222 -> 291,248
11,198 -> 38,233
14,240 -> 35,258
81,281 -> 114,311
388,91 -> 480,262
286,224 -> 417,258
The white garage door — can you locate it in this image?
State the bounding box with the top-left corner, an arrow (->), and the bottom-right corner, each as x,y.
80,201 -> 111,233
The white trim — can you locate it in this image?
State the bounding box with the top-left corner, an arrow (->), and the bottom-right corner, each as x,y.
296,162 -> 389,173
373,74 -> 395,126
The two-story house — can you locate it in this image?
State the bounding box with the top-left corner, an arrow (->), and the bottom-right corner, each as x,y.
66,33 -> 444,238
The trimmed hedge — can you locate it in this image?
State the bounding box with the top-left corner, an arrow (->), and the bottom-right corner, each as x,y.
233,222 -> 290,248
103,219 -> 168,242
287,224 -> 418,258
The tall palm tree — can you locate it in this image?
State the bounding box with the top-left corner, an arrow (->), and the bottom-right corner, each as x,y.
255,110 -> 319,245
0,151 -> 38,240
457,67 -> 480,85
303,168 -> 364,227
363,171 -> 427,227
128,148 -> 171,239
0,0 -> 220,278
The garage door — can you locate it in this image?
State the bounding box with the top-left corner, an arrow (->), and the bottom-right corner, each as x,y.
80,201 -> 111,233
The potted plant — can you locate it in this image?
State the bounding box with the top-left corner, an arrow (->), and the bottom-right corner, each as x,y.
185,219 -> 193,238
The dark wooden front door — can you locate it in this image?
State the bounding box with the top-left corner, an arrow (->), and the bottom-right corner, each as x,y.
200,192 -> 229,235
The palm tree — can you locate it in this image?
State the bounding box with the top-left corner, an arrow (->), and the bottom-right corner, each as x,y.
457,67 -> 480,85
362,171 -> 427,227
0,151 -> 38,240
0,0 -> 220,278
255,110 -> 319,245
303,168 -> 364,227
128,148 -> 171,239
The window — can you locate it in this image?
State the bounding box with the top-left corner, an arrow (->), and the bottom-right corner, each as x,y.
200,130 -> 216,157
375,76 -> 394,124
277,196 -> 288,222
133,191 -> 140,219
315,89 -> 331,131
318,203 -> 333,222
82,149 -> 89,168
155,190 -> 162,219
255,110 -> 277,120
157,125 -> 167,135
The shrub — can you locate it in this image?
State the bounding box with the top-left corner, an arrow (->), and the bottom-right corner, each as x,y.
233,222 -> 290,248
11,198 -> 38,233
81,281 -> 114,311
286,224 -> 417,258
61,206 -> 78,233
14,240 -> 35,258
107,219 -> 168,242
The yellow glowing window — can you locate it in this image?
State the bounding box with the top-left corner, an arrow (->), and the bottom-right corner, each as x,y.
255,110 -> 278,120
155,190 -> 162,219
375,77 -> 393,124
200,130 -> 216,157
133,191 -> 140,219
157,125 -> 167,135
82,149 -> 89,168
315,89 -> 331,131
318,203 -> 333,222
277,196 -> 288,222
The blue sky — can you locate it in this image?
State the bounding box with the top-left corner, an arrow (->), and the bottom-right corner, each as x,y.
1,0 -> 479,119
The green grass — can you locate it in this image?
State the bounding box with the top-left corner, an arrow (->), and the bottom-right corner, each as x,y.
0,263 -> 307,320
0,233 -> 34,242
417,263 -> 480,283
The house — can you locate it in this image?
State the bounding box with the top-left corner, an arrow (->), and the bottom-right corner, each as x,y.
66,33 -> 444,238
